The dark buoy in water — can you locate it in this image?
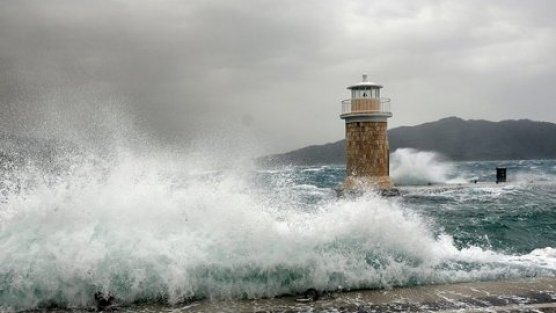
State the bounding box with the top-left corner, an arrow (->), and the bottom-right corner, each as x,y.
94,291 -> 115,311
496,167 -> 507,183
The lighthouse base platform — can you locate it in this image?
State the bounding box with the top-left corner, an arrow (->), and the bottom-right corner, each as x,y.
336,176 -> 400,198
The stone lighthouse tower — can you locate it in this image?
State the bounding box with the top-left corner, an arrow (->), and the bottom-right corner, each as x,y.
340,74 -> 394,191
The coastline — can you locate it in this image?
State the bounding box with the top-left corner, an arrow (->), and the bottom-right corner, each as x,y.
107,277 -> 556,313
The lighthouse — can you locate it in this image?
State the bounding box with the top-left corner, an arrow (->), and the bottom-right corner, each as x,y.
340,74 -> 395,192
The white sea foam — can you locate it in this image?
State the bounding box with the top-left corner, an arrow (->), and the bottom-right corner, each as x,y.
0,152 -> 554,311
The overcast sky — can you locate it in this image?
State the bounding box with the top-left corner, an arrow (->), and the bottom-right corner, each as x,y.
1,0 -> 555,154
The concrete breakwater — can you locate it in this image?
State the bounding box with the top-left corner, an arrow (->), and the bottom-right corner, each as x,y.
90,277 -> 556,313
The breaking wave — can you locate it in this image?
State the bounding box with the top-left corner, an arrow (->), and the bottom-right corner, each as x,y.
390,148 -> 467,185
0,152 -> 554,311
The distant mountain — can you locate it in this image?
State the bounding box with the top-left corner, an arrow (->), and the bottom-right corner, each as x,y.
258,117 -> 556,166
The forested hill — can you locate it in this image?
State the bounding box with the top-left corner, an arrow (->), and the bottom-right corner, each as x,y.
258,117 -> 556,166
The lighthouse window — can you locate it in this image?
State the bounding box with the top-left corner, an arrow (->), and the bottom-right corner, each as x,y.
352,89 -> 376,99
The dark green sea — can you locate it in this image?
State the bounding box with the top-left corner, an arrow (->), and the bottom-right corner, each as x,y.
0,148 -> 555,311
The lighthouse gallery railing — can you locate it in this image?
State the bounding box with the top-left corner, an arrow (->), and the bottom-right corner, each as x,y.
341,98 -> 392,117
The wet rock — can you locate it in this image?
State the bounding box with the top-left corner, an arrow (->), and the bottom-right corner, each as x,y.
94,291 -> 115,311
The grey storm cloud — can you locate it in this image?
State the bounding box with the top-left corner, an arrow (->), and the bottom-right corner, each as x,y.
1,0 -> 556,154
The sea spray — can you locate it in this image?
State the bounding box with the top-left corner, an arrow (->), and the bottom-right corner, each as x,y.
0,152 -> 555,311
390,148 -> 467,185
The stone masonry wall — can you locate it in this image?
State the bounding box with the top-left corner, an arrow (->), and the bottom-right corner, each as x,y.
345,121 -> 389,178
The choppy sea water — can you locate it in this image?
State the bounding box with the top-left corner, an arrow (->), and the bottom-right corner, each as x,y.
0,148 -> 555,311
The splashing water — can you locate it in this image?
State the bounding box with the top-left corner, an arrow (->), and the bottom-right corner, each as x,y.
0,151 -> 555,311
390,148 -> 467,185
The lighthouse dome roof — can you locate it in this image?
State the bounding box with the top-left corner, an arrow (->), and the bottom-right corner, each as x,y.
347,74 -> 383,89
